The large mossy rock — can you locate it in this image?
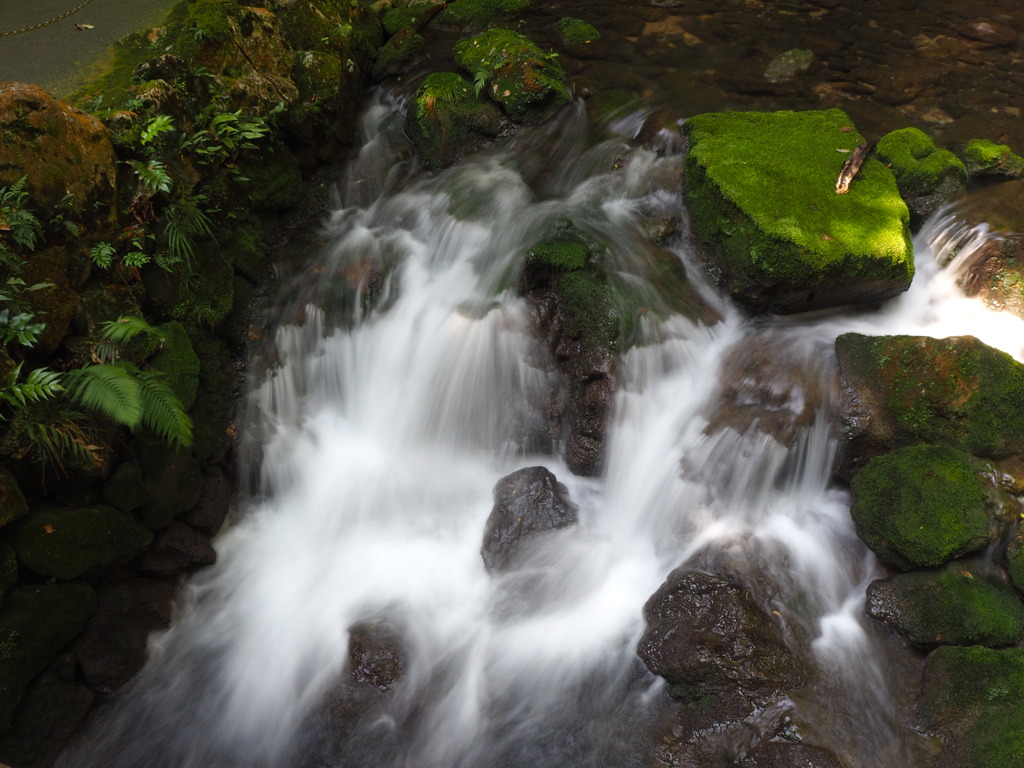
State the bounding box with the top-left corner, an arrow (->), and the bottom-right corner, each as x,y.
835,333 -> 1024,474
874,127 -> 967,223
404,72 -> 510,170
0,583 -> 96,729
6,505 -> 152,581
682,109 -> 913,314
434,0 -> 529,30
865,562 -> 1024,648
453,28 -> 571,125
921,645 -> 1024,768
481,466 -> 578,572
850,445 -> 991,570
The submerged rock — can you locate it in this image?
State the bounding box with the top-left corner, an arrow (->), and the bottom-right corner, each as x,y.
866,561 -> 1024,648
683,109 -> 914,314
850,445 -> 992,570
481,466 -> 578,572
957,235 -> 1024,321
347,619 -> 406,691
835,333 -> 1024,475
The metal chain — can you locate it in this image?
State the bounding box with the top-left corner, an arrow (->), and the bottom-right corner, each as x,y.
0,0 -> 98,38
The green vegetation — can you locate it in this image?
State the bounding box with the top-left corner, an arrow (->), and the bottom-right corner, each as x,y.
961,138 -> 1024,179
555,17 -> 600,48
923,646 -> 1024,768
453,28 -> 570,124
435,0 -> 530,29
382,2 -> 438,35
683,109 -> 913,312
0,178 -> 42,270
372,26 -> 425,81
875,127 -> 967,204
850,445 -> 991,569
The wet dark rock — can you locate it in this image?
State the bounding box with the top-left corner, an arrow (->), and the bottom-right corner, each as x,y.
958,19 -> 1019,47
0,543 -> 16,601
0,466 -> 29,528
740,741 -> 845,767
347,620 -> 406,691
133,53 -> 186,82
0,670 -> 94,768
638,568 -> 806,700
100,462 -> 148,514
180,467 -> 232,537
849,445 -> 992,570
763,49 -> 815,84
481,466 -> 578,572
138,439 -> 203,531
75,574 -> 176,694
834,333 -> 1024,478
134,521 -> 216,577
865,561 -> 1024,648
0,583 -> 96,729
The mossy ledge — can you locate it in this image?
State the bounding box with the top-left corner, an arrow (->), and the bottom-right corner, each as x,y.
682,109 -> 914,314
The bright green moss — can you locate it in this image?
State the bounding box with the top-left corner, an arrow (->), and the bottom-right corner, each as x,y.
435,0 -> 529,29
555,17 -> 600,48
527,242 -> 588,272
835,333 -> 1024,456
453,28 -> 570,125
382,2 -> 438,35
683,110 -> 913,313
875,127 -> 967,198
961,138 -> 1024,179
923,646 -> 1024,768
872,562 -> 1024,647
850,445 -> 990,569
7,505 -> 152,581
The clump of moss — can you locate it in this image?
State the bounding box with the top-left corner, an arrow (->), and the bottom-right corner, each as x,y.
556,17 -> 600,48
683,109 -> 913,313
7,505 -> 152,581
922,645 -> 1024,768
961,138 -> 1024,179
835,333 -> 1024,457
453,28 -> 571,125
372,26 -> 425,81
875,127 -> 967,222
434,0 -> 529,29
404,72 -> 509,170
148,321 -> 200,410
866,562 -> 1024,648
850,445 -> 991,569
382,2 -> 439,35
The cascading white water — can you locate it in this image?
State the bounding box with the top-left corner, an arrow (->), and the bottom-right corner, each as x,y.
59,96 -> 1024,768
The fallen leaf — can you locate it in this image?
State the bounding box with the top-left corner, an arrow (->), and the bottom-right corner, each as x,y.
839,126 -> 853,132
75,23 -> 95,30
43,524 -> 55,534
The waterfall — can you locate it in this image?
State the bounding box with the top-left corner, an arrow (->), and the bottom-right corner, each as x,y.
58,95 -> 1024,768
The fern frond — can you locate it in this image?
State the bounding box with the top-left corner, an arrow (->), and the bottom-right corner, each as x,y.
64,363 -> 143,430
0,364 -> 64,411
99,315 -> 163,346
135,370 -> 193,447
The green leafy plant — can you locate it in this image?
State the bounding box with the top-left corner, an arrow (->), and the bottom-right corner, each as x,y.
0,277 -> 53,348
88,241 -> 117,269
163,197 -> 214,268
127,159 -> 174,194
0,176 -> 43,269
0,364 -> 64,410
140,114 -> 175,146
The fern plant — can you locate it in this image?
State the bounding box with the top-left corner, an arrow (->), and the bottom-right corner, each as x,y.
128,159 -> 174,194
0,176 -> 43,269
163,197 -> 214,268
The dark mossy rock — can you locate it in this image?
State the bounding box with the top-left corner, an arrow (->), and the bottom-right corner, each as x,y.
148,320 -> 200,410
921,645 -> 1024,768
850,445 -> 992,570
555,17 -> 601,52
519,222 -> 619,476
875,127 -> 968,223
382,2 -> 441,35
347,619 -> 406,691
1007,524 -> 1024,593
433,0 -> 529,30
404,72 -> 511,170
481,466 -> 578,572
144,243 -> 235,329
835,333 -> 1024,475
865,562 -> 1024,648
71,281 -> 144,341
453,29 -> 571,125
0,670 -> 94,768
181,467 -> 231,536
236,144 -> 303,213
189,334 -> 237,464
100,461 -> 148,513
75,574 -> 176,693
0,543 -> 16,602
134,520 -> 216,577
138,440 -> 203,530
0,466 -> 28,529
215,209 -> 268,281
961,138 -> 1024,179
638,568 -> 806,699
0,583 -> 96,729
6,504 -> 152,581
18,246 -> 80,355
372,26 -> 425,82
957,235 -> 1024,321
683,109 -> 914,314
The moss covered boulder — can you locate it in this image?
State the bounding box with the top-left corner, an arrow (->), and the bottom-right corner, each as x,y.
865,562 -> 1024,648
0,466 -> 28,529
682,109 -> 913,314
921,645 -> 1024,768
0,583 -> 96,728
874,127 -> 967,223
850,445 -> 991,570
404,72 -> 510,170
6,505 -> 152,581
434,0 -> 529,30
453,28 -> 571,125
555,17 -> 601,53
372,26 -> 425,81
835,333 -> 1024,473
961,138 -> 1024,180
148,321 -> 200,411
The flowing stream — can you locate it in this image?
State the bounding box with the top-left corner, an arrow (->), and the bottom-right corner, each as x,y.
59,95 -> 1024,768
